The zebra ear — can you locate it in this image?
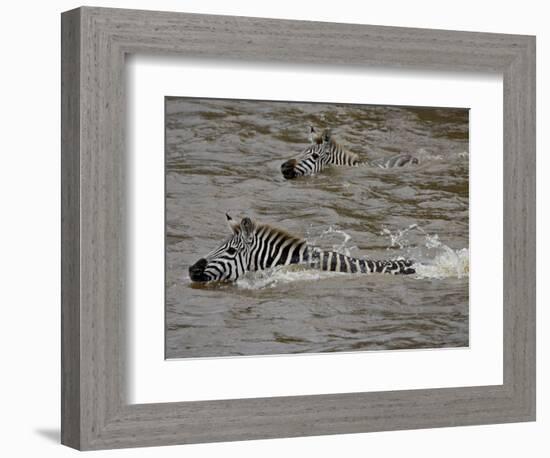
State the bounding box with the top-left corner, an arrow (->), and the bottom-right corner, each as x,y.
240,217 -> 255,240
309,125 -> 322,144
322,128 -> 332,143
226,213 -> 239,233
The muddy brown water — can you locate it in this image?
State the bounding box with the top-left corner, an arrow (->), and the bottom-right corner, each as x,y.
165,97 -> 469,359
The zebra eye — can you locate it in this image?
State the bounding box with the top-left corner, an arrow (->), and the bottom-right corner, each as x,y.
311,153 -> 319,159
226,247 -> 237,256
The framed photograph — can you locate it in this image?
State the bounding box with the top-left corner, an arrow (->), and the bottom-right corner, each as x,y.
61,6 -> 535,450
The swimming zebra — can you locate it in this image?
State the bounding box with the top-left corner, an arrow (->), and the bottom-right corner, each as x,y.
280,127 -> 419,179
189,214 -> 415,282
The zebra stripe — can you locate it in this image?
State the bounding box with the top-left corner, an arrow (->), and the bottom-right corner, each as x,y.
189,216 -> 416,282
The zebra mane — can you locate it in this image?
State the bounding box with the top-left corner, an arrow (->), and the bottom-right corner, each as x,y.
254,221 -> 305,244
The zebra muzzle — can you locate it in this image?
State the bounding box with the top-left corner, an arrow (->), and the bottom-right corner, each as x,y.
189,258 -> 209,282
281,159 -> 298,179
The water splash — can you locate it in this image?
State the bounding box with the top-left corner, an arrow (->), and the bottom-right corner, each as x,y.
414,246 -> 469,280
382,226 -> 469,280
236,265 -> 346,290
316,226 -> 356,257
382,224 -> 418,249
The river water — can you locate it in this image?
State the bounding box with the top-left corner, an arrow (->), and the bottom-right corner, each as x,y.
165,97 -> 469,359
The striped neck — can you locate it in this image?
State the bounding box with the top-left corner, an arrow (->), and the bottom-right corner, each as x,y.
246,223 -> 307,271
323,139 -> 360,166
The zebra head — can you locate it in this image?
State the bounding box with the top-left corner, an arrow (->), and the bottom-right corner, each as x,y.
280,127 -> 332,179
189,214 -> 256,282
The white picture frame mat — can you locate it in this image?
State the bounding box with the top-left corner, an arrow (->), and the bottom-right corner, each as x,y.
127,56 -> 503,404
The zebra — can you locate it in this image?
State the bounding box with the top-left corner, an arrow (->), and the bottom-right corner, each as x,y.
280,127 -> 419,179
188,214 -> 415,282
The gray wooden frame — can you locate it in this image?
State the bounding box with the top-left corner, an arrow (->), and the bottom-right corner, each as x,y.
61,6 -> 536,451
